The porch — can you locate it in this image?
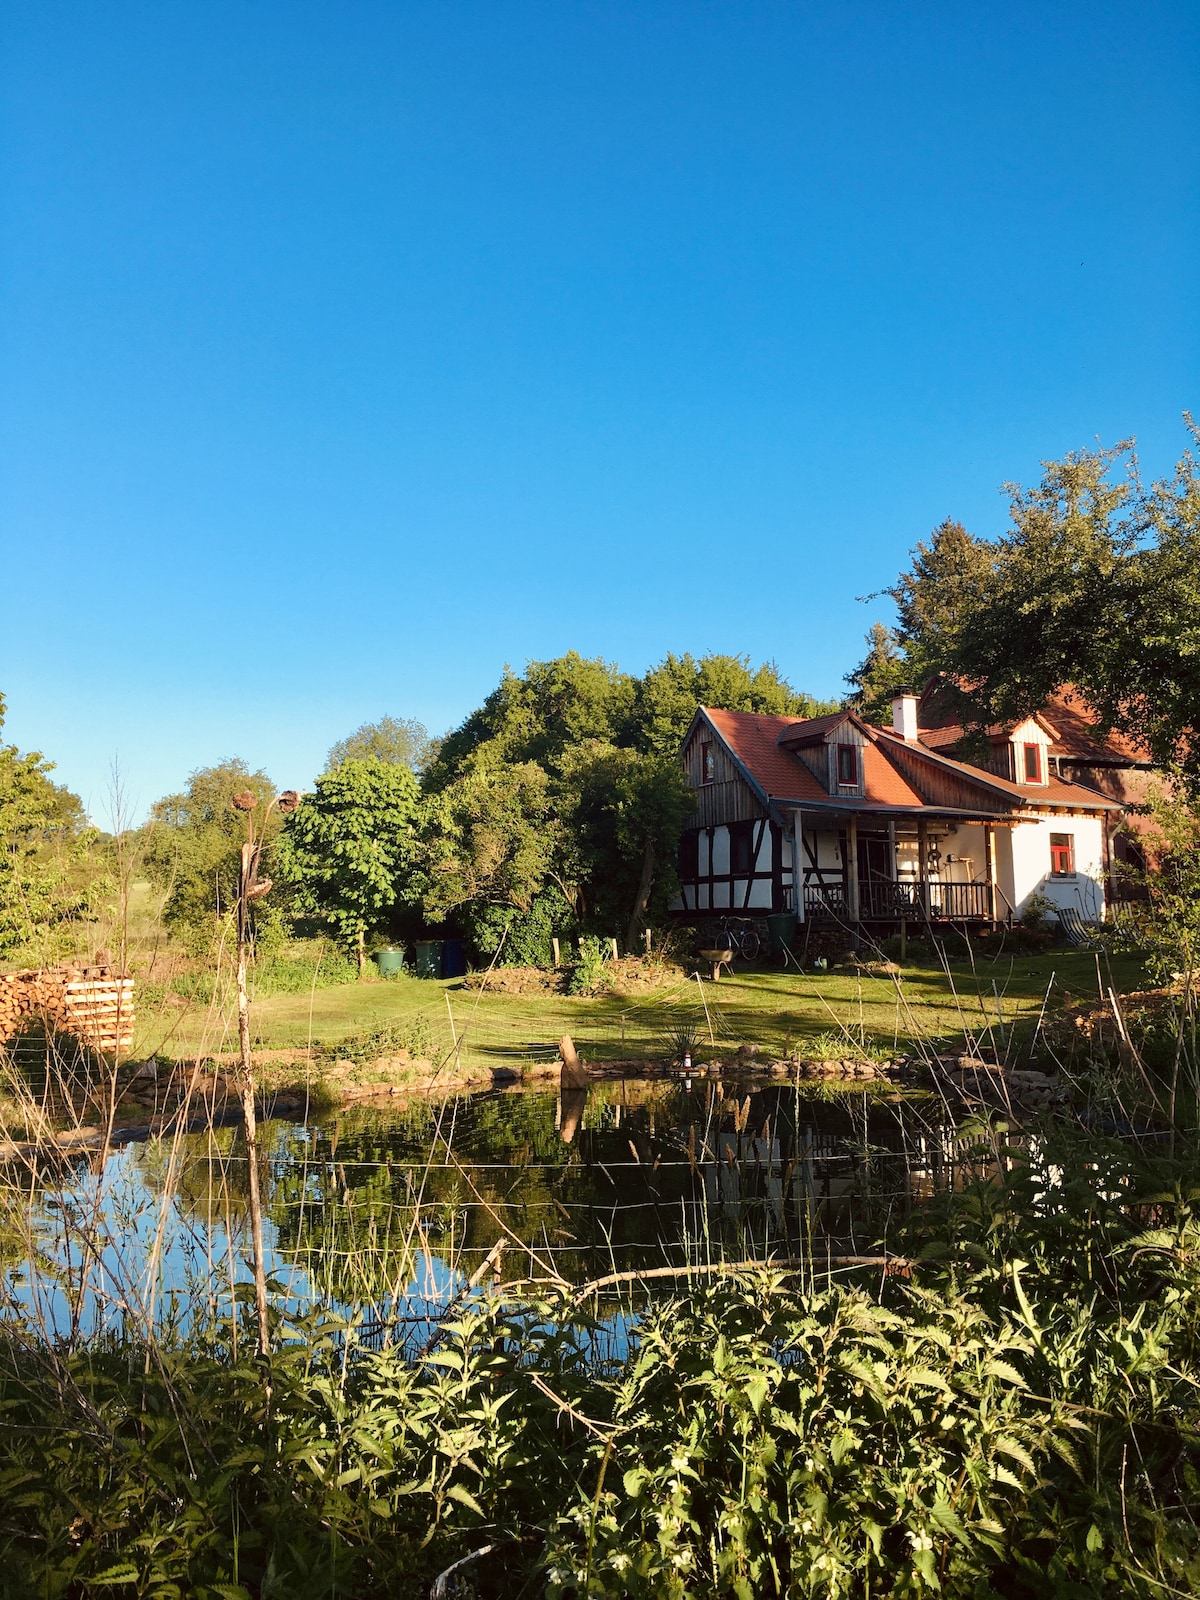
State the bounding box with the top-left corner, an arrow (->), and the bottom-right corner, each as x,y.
788,812 -> 1006,929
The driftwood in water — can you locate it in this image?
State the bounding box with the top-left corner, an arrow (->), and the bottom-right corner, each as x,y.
559,1033 -> 590,1089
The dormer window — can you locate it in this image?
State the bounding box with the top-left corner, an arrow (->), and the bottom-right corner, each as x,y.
701,743 -> 716,784
1022,743 -> 1043,783
836,744 -> 858,787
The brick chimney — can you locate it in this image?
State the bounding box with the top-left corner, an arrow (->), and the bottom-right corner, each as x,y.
892,691 -> 919,742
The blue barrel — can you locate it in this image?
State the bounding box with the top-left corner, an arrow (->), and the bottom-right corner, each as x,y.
372,946 -> 405,978
441,937 -> 466,978
415,940 -> 443,978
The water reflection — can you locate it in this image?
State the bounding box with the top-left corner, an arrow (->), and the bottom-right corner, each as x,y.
1,1079 -> 981,1345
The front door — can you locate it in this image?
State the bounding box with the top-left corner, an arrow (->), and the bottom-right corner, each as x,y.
857,836 -> 893,918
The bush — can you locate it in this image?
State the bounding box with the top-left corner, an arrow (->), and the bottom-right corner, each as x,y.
464,887 -> 577,969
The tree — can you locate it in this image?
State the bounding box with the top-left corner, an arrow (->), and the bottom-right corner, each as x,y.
632,653 -> 838,755
877,423 -> 1200,787
276,759 -> 423,972
558,743 -> 696,945
421,763 -> 559,925
425,652 -> 637,786
422,650 -> 834,957
844,623 -> 912,725
0,693 -> 106,958
143,760 -> 278,942
327,715 -> 436,773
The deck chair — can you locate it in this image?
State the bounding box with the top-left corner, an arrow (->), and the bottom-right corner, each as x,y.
1057,906 -> 1104,948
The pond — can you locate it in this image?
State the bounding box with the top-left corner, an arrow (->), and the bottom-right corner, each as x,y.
0,1077 -> 976,1347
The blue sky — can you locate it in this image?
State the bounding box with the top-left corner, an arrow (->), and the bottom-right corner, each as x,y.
2,0 -> 1197,822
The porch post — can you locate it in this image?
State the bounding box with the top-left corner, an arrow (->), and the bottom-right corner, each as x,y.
917,818 -> 928,920
846,815 -> 860,923
985,823 -> 1000,930
792,810 -> 805,923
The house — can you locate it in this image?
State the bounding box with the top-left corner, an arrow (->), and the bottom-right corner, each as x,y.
671,691 -> 1125,932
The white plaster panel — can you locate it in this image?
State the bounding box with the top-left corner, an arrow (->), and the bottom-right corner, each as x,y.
710,826 -> 730,876
1008,815 -> 1106,919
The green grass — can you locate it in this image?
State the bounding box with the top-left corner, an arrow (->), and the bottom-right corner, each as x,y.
134,947 -> 1145,1068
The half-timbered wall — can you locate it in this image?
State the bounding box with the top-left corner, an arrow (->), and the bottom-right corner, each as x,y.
673,819 -> 781,912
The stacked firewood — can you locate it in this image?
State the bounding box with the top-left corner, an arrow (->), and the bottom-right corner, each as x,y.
0,962 -> 135,1053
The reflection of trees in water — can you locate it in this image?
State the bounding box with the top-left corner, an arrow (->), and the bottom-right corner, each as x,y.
92,1087 -> 980,1309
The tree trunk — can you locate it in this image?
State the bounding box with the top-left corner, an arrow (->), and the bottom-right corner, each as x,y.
626,837 -> 656,954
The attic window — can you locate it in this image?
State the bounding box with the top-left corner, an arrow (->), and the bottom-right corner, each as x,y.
701,743 -> 716,784
1023,743 -> 1043,783
836,744 -> 858,787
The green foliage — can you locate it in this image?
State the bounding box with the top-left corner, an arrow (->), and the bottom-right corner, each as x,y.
870,423 -> 1200,787
1112,786 -> 1200,982
463,885 -> 577,967
568,933 -> 609,994
0,692 -> 108,956
251,940 -> 359,996
314,1012 -> 440,1064
277,759 -> 423,964
425,651 -> 638,786
420,651 -> 824,946
327,714 -> 437,773
6,1130 -> 1200,1598
422,762 -> 558,922
632,653 -> 839,756
845,622 -> 913,724
142,757 -> 277,939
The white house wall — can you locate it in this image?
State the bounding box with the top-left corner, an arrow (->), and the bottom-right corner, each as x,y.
1008,814 -> 1106,920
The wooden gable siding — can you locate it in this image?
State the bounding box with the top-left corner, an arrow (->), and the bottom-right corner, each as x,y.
882,738 -> 1011,814
683,726 -> 770,828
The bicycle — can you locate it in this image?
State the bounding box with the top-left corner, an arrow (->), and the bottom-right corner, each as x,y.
714,917 -> 762,962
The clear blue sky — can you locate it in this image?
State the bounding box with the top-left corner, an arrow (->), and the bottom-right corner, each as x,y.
2,1 -> 1196,823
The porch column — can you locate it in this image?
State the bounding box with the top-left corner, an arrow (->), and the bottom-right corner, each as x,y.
985,823 -> 1000,930
846,815 -> 860,922
917,818 -> 928,920
792,810 -> 805,923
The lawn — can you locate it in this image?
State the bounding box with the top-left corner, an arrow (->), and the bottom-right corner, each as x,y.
136,946 -> 1144,1069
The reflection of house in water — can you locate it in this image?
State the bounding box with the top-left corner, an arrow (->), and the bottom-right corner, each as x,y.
557,1082 -> 977,1264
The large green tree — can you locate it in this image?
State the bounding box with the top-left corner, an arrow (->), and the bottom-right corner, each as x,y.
326,715 -> 437,774
861,424 -> 1200,785
0,693 -> 106,958
423,650 -> 832,956
276,759 -> 424,972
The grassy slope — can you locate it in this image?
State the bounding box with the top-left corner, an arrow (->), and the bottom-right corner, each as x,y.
136,947 -> 1144,1068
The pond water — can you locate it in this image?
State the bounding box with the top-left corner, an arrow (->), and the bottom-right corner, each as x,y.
1,1078 -> 975,1347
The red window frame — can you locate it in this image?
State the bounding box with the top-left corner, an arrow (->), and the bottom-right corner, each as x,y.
1023,743 -> 1042,783
701,742 -> 715,784
836,743 -> 858,786
1050,833 -> 1074,875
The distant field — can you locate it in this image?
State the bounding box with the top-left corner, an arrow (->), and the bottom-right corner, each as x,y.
135,947 -> 1144,1068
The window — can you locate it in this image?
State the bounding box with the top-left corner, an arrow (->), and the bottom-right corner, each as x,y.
1023,743 -> 1042,783
1050,833 -> 1074,875
836,743 -> 858,787
729,822 -> 754,875
701,742 -> 715,784
679,830 -> 700,880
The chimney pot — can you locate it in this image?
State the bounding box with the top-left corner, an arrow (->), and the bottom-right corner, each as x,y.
892,692 -> 919,742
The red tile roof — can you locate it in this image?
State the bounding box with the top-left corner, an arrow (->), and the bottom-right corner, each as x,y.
702,706 -> 1120,815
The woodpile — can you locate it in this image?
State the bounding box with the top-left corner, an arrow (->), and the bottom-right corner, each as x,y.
0,962 -> 135,1054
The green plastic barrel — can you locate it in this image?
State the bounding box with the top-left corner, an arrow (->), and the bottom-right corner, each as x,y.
415,940 -> 443,979
372,946 -> 405,978
766,913 -> 797,952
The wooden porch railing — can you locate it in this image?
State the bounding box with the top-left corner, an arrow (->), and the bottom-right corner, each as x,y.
805,881 -> 994,923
